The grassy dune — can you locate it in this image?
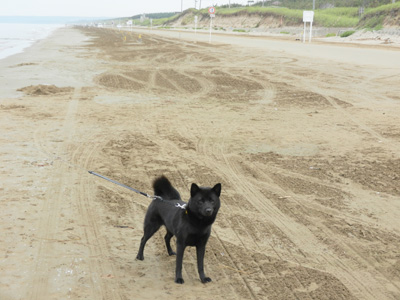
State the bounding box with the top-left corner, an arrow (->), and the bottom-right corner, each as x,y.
116,2 -> 400,30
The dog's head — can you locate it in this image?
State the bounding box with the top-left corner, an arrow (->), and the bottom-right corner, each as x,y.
188,182 -> 221,220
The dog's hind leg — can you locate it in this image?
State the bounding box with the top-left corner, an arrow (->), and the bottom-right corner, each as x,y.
136,221 -> 161,260
165,231 -> 176,256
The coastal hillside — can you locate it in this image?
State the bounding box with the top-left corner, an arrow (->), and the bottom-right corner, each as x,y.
359,2 -> 400,28
120,2 -> 400,36
162,3 -> 400,30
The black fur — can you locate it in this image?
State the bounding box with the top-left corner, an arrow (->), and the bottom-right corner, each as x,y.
136,175 -> 221,284
152,176 -> 181,201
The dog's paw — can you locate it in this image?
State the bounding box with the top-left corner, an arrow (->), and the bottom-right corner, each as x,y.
136,254 -> 144,261
201,277 -> 212,283
175,277 -> 184,284
168,251 -> 176,256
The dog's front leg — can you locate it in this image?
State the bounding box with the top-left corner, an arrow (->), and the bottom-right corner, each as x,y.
196,244 -> 211,283
175,241 -> 186,284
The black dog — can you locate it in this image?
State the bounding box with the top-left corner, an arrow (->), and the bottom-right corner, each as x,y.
136,176 -> 221,284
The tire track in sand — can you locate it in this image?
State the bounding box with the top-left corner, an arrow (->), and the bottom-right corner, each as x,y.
30,90 -> 80,300
196,119 -> 320,299
208,90 -> 390,299
222,72 -> 399,299
167,102 -> 284,299
161,64 -> 369,298
72,139 -> 123,300
325,95 -> 400,153
30,89 -> 122,300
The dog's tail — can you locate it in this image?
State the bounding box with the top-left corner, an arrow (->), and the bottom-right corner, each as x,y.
153,176 -> 181,201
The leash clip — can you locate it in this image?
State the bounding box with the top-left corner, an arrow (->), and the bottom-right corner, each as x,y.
175,203 -> 187,210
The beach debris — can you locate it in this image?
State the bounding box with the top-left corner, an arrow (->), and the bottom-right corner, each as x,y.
114,225 -> 134,229
309,166 -> 321,170
383,38 -> 393,44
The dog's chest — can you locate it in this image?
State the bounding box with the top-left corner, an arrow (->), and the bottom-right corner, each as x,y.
185,233 -> 204,246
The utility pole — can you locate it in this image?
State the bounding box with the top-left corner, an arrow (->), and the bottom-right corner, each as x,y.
181,0 -> 183,12
313,0 -> 315,10
199,0 -> 201,9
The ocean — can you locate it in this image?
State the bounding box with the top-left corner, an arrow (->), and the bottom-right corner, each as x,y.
0,23 -> 62,60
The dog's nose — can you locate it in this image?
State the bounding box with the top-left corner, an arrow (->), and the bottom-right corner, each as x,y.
205,208 -> 213,216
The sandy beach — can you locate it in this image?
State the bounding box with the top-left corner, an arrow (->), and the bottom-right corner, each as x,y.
1,26 -> 400,300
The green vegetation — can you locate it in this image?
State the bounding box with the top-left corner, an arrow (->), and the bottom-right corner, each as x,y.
252,0 -> 394,10
181,15 -> 193,26
326,33 -> 337,37
315,8 -> 359,27
316,7 -> 359,18
130,12 -> 177,20
119,1 -> 399,31
218,6 -> 303,21
213,6 -> 304,27
202,6 -> 359,27
209,2 -> 397,28
152,13 -> 182,26
360,2 -> 400,29
340,30 -> 356,37
135,13 -> 182,27
361,15 -> 385,29
364,1 -> 400,14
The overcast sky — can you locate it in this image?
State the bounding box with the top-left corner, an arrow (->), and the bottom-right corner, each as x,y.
2,0 -> 251,17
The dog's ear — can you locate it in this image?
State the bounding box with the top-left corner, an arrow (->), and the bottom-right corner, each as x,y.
191,183 -> 200,197
212,183 -> 221,197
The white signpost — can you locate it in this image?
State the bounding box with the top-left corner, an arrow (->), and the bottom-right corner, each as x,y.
194,15 -> 198,35
303,10 -> 314,43
208,7 -> 215,43
127,19 -> 133,31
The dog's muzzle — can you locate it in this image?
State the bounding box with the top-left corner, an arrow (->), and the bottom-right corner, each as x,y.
204,208 -> 213,216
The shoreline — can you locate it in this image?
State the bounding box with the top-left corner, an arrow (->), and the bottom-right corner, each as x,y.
0,27 -> 95,99
0,23 -> 63,62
